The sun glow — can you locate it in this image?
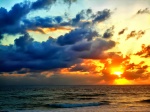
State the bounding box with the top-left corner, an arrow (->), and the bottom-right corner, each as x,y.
114,78 -> 133,85
111,66 -> 124,77
113,71 -> 122,77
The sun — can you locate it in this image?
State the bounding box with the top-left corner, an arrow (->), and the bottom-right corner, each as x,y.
114,78 -> 133,85
111,66 -> 124,77
113,71 -> 122,77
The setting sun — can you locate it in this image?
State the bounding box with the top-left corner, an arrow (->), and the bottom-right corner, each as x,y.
114,78 -> 133,85
111,66 -> 124,77
113,71 -> 122,77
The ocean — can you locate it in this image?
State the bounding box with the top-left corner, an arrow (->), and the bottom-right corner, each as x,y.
0,85 -> 150,112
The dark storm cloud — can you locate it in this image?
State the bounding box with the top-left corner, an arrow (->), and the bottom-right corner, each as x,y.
0,72 -> 102,85
0,2 -> 30,27
102,26 -> 114,38
0,0 -> 44,39
22,16 -> 64,33
32,0 -> 77,10
0,34 -> 78,72
23,8 -> 107,34
93,9 -> 111,23
25,8 -> 111,34
0,7 -> 111,40
15,33 -> 34,49
31,0 -> 77,10
0,2 -> 30,39
0,31 -> 116,73
31,0 -> 56,10
71,41 -> 91,52
0,0 -> 77,40
0,0 -> 114,77
0,16 -> 113,73
61,8 -> 111,28
57,28 -> 99,46
72,10 -> 86,25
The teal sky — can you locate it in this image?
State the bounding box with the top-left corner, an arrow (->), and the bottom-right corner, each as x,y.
1,0 -> 150,45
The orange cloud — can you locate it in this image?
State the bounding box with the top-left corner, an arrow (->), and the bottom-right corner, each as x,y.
27,27 -> 73,34
0,73 -> 27,77
1,51 -> 150,85
136,44 -> 150,57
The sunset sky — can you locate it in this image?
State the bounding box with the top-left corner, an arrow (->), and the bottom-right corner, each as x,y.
0,0 -> 150,85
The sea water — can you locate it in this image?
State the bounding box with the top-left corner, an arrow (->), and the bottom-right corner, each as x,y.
0,85 -> 150,112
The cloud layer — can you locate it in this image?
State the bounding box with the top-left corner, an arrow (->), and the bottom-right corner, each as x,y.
0,0 -> 150,85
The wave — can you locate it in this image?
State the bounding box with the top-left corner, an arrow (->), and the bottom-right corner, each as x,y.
46,101 -> 109,108
63,93 -> 106,97
78,93 -> 106,97
0,110 -> 9,112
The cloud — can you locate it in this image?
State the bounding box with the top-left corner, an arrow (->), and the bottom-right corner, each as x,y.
123,68 -> 149,80
0,33 -> 69,72
118,28 -> 127,35
23,8 -> 111,34
63,0 -> 77,7
65,8 -> 111,28
135,44 -> 150,57
0,0 -> 112,43
0,0 -> 78,40
0,2 -> 30,27
15,33 -> 34,49
27,27 -> 72,34
93,9 -> 111,23
0,2 -> 31,39
0,7 -> 112,41
0,3 -> 114,75
1,50 -> 149,85
57,28 -> 99,45
117,60 -> 150,80
126,30 -> 145,40
137,8 -> 150,14
31,0 -> 77,10
0,72 -> 102,85
102,26 -> 114,38
74,39 -> 115,60
71,41 -> 91,52
31,0 -> 78,10
0,1 -> 117,85
31,0 -> 56,10
0,29 -> 116,73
